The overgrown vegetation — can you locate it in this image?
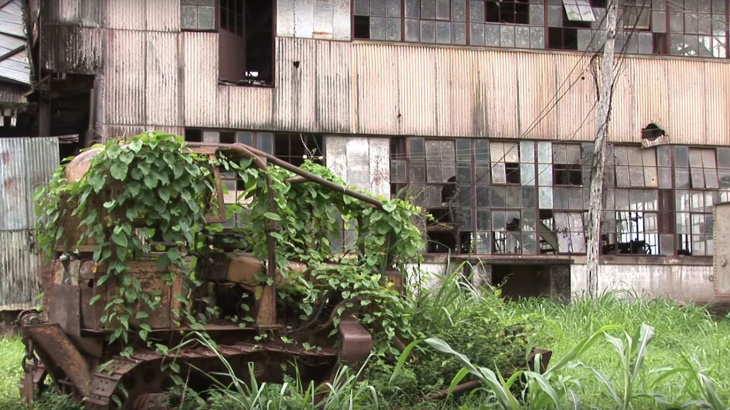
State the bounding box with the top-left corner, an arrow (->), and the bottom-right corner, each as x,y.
34,132 -> 423,352
24,132 -> 730,409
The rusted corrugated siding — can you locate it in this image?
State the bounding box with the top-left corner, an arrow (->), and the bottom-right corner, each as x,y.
314,40 -> 351,133
0,230 -> 42,310
146,0 -> 181,32
355,43 -> 399,135
517,52 -> 557,140
628,58 -> 668,143
145,32 -> 180,127
183,32 -> 218,127
608,59 -> 637,143
48,0 -> 104,27
666,59 -> 706,146
106,0 -> 146,31
25,138 -> 59,227
274,38 -> 317,131
552,53 -> 594,141
228,86 -> 274,129
704,62 -> 730,146
396,45 -> 436,136
42,26 -> 104,74
105,30 -> 146,127
0,138 -> 29,230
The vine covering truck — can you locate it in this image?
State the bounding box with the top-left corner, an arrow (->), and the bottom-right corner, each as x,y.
20,135 -> 413,409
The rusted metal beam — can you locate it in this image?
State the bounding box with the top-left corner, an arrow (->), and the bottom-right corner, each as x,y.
186,142 -> 385,209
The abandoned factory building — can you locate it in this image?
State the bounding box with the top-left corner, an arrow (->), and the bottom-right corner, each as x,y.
7,0 -> 730,304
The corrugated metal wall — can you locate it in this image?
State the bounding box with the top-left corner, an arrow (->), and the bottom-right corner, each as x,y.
65,0 -> 730,146
0,138 -> 59,310
172,36 -> 730,146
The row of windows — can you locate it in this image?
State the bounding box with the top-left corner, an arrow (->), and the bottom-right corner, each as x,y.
391,138 -> 730,256
354,0 -> 730,58
186,129 -> 728,258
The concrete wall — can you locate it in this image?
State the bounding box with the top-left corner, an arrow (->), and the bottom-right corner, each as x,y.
571,264 -> 719,304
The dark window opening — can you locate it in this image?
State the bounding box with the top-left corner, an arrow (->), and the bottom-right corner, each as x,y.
590,0 -> 607,7
219,131 -> 235,144
554,164 -> 582,185
185,129 -> 203,142
218,0 -> 274,86
274,134 -> 324,167
506,162 -> 521,183
548,27 -> 579,50
653,33 -> 668,54
485,0 -> 530,25
354,15 -> 371,39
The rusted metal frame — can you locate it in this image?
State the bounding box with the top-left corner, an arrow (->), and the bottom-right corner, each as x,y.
243,144 -> 385,209
186,142 -> 385,209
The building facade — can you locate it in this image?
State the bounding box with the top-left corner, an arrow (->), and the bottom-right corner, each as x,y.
29,0 -> 730,303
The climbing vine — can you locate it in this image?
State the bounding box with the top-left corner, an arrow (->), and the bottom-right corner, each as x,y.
35,132 -> 424,353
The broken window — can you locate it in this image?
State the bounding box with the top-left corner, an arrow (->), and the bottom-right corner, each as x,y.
553,143 -> 583,185
676,189 -> 715,255
490,141 -> 520,184
181,0 -> 216,31
601,188 -> 661,255
485,0 -> 530,25
562,0 -> 596,23
539,211 -> 586,253
623,0 -> 651,30
217,0 -> 274,86
354,0 -> 404,42
274,134 -> 324,166
687,148 -> 719,189
612,145 -> 658,188
667,0 -> 728,58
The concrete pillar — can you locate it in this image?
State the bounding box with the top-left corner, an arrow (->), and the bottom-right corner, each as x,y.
549,264 -> 571,301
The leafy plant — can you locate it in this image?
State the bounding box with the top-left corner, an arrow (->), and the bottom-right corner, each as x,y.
35,132 -> 219,344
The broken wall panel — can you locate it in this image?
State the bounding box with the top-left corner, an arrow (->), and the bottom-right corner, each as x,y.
105,30 -> 146,127
630,59 -> 669,142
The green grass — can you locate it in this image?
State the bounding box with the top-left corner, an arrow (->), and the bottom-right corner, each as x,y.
0,336 -> 25,410
2,292 -> 729,409
507,293 -> 730,407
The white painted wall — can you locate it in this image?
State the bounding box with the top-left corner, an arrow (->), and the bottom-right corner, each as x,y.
571,264 -> 717,304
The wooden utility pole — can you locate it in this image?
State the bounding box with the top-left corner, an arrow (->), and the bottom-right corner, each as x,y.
585,0 -> 619,297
